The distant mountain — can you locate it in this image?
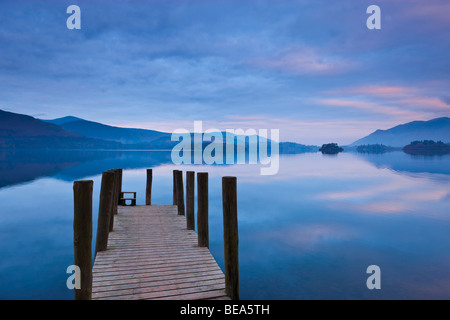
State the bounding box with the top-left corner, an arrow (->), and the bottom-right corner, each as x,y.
1,110 -> 80,138
42,116 -> 318,153
351,117 -> 450,147
42,117 -> 171,145
0,109 -> 122,149
43,116 -> 84,126
131,133 -> 318,153
3,110 -> 316,153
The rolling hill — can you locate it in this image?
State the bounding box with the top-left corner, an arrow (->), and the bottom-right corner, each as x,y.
0,109 -> 122,149
351,117 -> 450,147
41,115 -> 317,152
3,110 -> 317,153
1,110 -> 80,138
42,116 -> 171,144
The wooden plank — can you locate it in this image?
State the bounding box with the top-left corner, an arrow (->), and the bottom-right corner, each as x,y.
94,251 -> 215,263
95,283 -> 226,300
92,264 -> 222,280
93,265 -> 224,281
93,258 -> 219,272
92,278 -> 225,299
92,205 -> 228,300
151,290 -> 230,300
93,270 -> 224,287
93,274 -> 226,293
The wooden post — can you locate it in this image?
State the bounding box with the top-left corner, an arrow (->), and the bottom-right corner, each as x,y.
175,170 -> 185,216
114,169 -> 122,208
117,168 -> 123,204
73,180 -> 93,300
197,172 -> 209,248
95,171 -> 115,258
146,169 -> 153,205
109,169 -> 117,232
186,171 -> 195,230
173,170 -> 178,205
222,176 -> 239,300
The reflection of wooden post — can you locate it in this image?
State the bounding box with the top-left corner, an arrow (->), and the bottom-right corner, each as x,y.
109,169 -> 117,232
173,170 -> 178,205
73,180 -> 93,300
95,171 -> 115,257
186,171 -> 195,230
197,172 -> 209,248
146,169 -> 153,205
175,170 -> 185,216
222,176 -> 239,300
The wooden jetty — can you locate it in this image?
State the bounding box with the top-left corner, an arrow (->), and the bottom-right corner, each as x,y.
72,169 -> 238,300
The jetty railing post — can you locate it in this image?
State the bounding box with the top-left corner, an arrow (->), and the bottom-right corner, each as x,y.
95,171 -> 115,258
109,169 -> 118,232
175,170 -> 185,216
197,172 -> 209,248
73,180 -> 93,300
173,170 -> 178,205
222,176 -> 239,300
110,169 -> 118,215
146,169 -> 153,205
186,171 -> 195,230
117,168 -> 123,204
114,169 -> 122,208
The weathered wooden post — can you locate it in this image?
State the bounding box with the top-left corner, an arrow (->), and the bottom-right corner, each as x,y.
109,169 -> 118,232
173,170 -> 178,205
186,171 -> 195,230
146,169 -> 153,205
175,170 -> 185,216
114,169 -> 122,209
222,176 -> 239,300
73,180 -> 93,300
197,172 -> 209,248
110,169 -> 118,215
117,168 -> 123,204
95,171 -> 115,258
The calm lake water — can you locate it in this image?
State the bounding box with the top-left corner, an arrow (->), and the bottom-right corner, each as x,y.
0,150 -> 450,299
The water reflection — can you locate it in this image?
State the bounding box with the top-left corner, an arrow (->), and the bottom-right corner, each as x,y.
0,150 -> 450,299
0,150 -> 172,189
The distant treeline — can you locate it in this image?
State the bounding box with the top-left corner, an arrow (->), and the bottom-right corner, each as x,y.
356,144 -> 400,154
403,140 -> 450,155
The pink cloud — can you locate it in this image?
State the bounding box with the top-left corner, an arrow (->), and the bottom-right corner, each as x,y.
404,1 -> 450,25
340,85 -> 415,97
315,98 -> 425,119
325,85 -> 419,98
250,46 -> 354,75
320,83 -> 450,119
398,97 -> 450,111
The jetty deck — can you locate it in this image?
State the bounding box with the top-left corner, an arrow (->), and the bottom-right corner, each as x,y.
92,205 -> 229,300
73,169 -> 238,300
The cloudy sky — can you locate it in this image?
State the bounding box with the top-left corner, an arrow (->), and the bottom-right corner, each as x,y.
0,0 -> 449,144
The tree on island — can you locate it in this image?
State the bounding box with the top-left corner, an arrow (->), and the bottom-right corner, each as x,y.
403,140 -> 450,155
356,144 -> 398,154
319,143 -> 343,154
